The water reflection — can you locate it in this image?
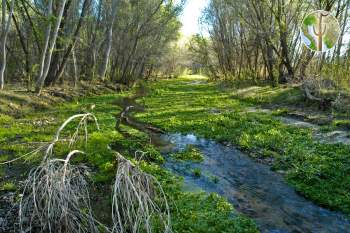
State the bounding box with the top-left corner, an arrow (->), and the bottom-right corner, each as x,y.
159,133 -> 350,233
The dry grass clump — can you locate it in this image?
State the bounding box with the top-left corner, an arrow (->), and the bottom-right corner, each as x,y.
19,151 -> 102,233
17,113 -> 105,233
2,113 -> 172,233
112,152 -> 172,233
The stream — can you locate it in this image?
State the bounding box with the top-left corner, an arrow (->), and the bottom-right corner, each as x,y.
118,90 -> 350,233
157,133 -> 350,233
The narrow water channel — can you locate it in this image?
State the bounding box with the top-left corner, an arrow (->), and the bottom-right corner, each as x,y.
155,133 -> 350,233
117,90 -> 350,233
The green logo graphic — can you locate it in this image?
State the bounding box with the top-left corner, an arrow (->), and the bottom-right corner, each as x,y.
301,10 -> 340,52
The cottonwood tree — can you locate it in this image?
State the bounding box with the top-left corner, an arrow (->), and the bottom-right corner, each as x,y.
35,0 -> 68,95
0,0 -> 15,90
98,0 -> 119,81
45,0 -> 92,86
1,0 -> 184,91
199,0 -> 349,86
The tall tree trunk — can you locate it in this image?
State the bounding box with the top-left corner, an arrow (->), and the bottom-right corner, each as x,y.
72,48 -> 78,88
299,48 -> 314,80
45,0 -> 73,86
35,0 -> 53,93
335,1 -> 350,63
8,1 -> 30,76
0,0 -> 15,90
35,0 -> 68,95
266,41 -> 275,85
21,0 -> 41,53
99,0 -> 118,81
48,0 -> 90,85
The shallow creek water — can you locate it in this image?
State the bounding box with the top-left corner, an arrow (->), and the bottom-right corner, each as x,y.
118,89 -> 350,233
152,133 -> 350,233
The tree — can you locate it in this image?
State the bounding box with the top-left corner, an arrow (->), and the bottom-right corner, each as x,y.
0,0 -> 15,90
98,0 -> 119,81
35,0 -> 68,95
0,0 -> 184,91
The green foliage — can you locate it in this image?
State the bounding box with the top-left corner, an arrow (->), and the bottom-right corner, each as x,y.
171,144 -> 204,161
0,87 -> 258,231
138,76 -> 350,214
286,143 -> 350,212
193,168 -> 202,177
171,193 -> 259,233
142,144 -> 165,164
85,131 -> 119,183
232,85 -> 303,106
1,182 -> 17,192
0,114 -> 13,124
332,119 -> 350,129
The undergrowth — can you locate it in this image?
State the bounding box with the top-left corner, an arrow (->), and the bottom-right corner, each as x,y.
137,75 -> 350,215
171,144 -> 204,162
0,86 -> 258,232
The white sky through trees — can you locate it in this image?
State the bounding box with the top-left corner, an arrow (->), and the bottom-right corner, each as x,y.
179,1 -> 349,53
180,0 -> 209,36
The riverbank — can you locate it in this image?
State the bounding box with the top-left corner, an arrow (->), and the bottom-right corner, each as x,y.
0,82 -> 123,118
136,75 -> 350,215
0,82 -> 258,232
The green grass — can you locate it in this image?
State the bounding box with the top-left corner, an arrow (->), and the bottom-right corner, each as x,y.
332,119 -> 350,129
231,85 -> 303,106
0,84 -> 258,232
1,182 -> 16,191
137,75 -> 350,215
171,192 -> 258,233
193,168 -> 202,177
171,144 -> 204,162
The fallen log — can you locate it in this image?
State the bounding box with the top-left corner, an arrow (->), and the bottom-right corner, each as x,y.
301,83 -> 333,110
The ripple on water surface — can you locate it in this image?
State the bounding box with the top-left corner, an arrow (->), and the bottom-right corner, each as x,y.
159,133 -> 350,233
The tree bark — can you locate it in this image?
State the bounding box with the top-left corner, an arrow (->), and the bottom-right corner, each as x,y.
35,0 -> 68,95
72,48 -> 78,88
0,0 -> 15,90
45,0 -> 73,86
21,0 -> 41,53
7,1 -> 30,75
99,0 -> 119,81
47,0 -> 90,86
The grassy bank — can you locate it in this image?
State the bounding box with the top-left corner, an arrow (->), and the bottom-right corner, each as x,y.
230,82 -> 350,127
0,82 -> 122,118
0,87 -> 258,232
137,75 -> 350,214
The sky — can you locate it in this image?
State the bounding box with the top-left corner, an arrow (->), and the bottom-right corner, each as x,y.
180,0 -> 209,36
178,1 -> 349,53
